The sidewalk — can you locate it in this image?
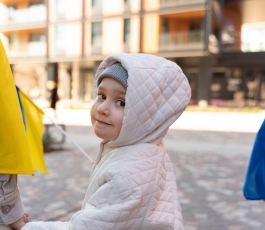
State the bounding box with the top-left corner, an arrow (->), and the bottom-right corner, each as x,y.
43,108 -> 265,133
18,126 -> 265,230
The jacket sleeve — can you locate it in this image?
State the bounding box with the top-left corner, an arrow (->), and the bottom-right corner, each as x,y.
69,151 -> 157,230
22,148 -> 158,230
0,174 -> 24,225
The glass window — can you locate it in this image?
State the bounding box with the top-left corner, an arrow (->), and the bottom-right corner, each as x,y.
8,5 -> 16,21
30,33 -> 45,42
8,34 -> 19,49
56,24 -> 67,52
92,22 -> 102,46
162,18 -> 168,33
124,19 -> 130,44
56,0 -> 66,16
92,0 -> 102,7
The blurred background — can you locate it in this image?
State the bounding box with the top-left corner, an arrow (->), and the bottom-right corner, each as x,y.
1,1 -> 265,230
0,0 -> 265,110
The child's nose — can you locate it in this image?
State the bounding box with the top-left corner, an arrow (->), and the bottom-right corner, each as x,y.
97,101 -> 110,116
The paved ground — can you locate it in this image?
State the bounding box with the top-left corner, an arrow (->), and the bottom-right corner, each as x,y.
18,111 -> 265,230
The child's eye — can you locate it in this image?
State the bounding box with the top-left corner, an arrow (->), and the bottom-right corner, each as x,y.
98,94 -> 106,100
116,100 -> 125,107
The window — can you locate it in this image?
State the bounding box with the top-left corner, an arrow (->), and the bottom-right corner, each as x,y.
124,19 -> 130,44
30,0 -> 44,6
30,33 -> 45,42
92,0 -> 102,7
162,18 -> 168,33
56,0 -> 66,16
56,24 -> 67,52
124,0 -> 131,3
8,5 -> 16,21
92,22 -> 102,46
8,34 -> 19,49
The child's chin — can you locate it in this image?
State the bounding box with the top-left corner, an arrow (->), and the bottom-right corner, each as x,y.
94,131 -> 109,140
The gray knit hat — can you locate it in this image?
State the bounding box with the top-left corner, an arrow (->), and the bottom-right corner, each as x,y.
97,63 -> 128,89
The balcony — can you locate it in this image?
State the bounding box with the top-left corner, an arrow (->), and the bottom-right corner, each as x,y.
221,30 -> 265,53
7,41 -> 46,57
159,30 -> 204,51
160,0 -> 206,8
1,4 -> 46,26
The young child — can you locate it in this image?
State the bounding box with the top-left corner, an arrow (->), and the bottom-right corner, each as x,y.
22,53 -> 191,230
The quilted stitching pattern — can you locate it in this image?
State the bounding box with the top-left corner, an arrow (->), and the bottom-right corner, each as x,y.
95,53 -> 191,147
22,53 -> 190,230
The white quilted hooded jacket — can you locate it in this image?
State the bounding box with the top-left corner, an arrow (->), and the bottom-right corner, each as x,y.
22,53 -> 191,230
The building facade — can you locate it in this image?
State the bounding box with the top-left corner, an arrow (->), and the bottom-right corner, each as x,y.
0,0 -> 265,108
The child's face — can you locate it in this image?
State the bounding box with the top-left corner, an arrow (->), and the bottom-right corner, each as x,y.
91,77 -> 126,141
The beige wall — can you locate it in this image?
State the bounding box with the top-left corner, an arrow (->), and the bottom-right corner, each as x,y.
0,33 -> 9,50
49,23 -> 82,57
0,3 -> 8,25
102,18 -> 123,55
85,16 -> 140,56
85,0 -> 92,18
49,0 -> 82,21
84,22 -> 92,56
130,16 -> 140,53
143,15 -> 159,53
131,0 -> 141,13
65,23 -> 82,56
241,0 -> 265,24
49,26 -> 56,57
49,0 -> 56,21
144,0 -> 160,11
103,0 -> 123,16
71,62 -> 80,100
65,0 -> 82,20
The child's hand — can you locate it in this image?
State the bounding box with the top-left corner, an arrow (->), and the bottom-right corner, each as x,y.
10,212 -> 29,230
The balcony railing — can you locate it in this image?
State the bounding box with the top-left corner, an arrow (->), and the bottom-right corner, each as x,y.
221,29 -> 265,53
241,42 -> 265,52
159,30 -> 204,51
160,0 -> 206,7
7,41 -> 46,57
2,5 -> 46,26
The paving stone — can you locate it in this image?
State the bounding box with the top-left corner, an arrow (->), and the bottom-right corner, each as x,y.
17,126 -> 265,229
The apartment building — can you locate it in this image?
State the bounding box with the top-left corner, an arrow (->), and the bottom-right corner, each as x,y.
0,0 -> 265,108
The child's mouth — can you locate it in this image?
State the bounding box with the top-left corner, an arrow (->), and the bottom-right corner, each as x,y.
96,119 -> 110,125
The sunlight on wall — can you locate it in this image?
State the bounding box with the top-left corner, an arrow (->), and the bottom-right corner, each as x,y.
143,15 -> 159,53
103,0 -> 123,15
130,16 -> 140,53
144,0 -> 160,11
103,18 -> 123,55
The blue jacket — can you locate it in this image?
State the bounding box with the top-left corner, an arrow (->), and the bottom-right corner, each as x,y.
243,119 -> 265,200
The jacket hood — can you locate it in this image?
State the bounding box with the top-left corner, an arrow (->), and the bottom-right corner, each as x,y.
94,53 -> 191,147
